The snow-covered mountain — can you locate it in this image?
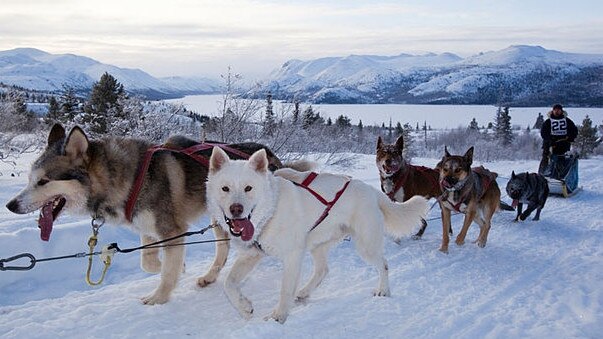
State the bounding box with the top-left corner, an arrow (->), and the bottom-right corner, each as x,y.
265,45 -> 603,106
0,48 -> 220,99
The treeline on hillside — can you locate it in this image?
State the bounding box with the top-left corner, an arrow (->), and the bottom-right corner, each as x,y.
1,71 -> 601,169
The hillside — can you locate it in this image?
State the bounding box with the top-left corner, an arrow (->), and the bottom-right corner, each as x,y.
264,45 -> 603,106
0,48 -> 220,99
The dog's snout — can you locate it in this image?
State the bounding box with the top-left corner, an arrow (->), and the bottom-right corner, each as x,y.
445,176 -> 457,185
6,199 -> 20,213
385,159 -> 392,166
230,203 -> 244,218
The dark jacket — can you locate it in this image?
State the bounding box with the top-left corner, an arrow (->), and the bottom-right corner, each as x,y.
540,110 -> 578,155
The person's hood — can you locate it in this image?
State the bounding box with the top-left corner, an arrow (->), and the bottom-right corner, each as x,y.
548,110 -> 568,118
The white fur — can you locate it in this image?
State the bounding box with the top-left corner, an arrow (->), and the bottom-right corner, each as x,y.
206,147 -> 428,324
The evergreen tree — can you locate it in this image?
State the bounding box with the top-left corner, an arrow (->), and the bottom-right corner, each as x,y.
494,106 -> 513,145
357,119 -> 363,132
533,112 -> 544,129
60,85 -> 80,123
575,115 -> 600,158
83,72 -> 125,134
468,117 -> 479,130
292,100 -> 300,124
263,91 -> 276,136
45,97 -> 61,125
326,117 -> 332,126
335,114 -> 351,128
395,122 -> 403,136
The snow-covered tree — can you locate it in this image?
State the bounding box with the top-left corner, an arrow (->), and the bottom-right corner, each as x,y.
494,106 -> 513,146
575,115 -> 600,158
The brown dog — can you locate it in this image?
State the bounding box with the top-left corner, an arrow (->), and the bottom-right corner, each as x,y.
437,146 -> 501,253
376,135 -> 450,239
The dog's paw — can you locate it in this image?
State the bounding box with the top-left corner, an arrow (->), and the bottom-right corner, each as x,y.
476,239 -> 487,248
373,288 -> 390,297
141,292 -> 170,305
196,275 -> 216,288
264,309 -> 288,324
519,214 -> 528,221
438,246 -> 449,254
235,297 -> 254,320
455,238 -> 465,246
411,234 -> 422,240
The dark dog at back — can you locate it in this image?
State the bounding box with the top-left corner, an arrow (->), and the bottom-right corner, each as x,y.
437,146 -> 501,253
506,171 -> 549,221
376,136 -> 450,239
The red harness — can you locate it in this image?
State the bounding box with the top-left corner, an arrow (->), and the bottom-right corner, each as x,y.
292,172 -> 351,232
125,142 -> 251,222
387,165 -> 439,201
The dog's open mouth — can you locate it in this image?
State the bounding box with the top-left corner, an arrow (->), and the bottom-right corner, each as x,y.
382,163 -> 400,175
38,196 -> 66,241
225,215 -> 254,241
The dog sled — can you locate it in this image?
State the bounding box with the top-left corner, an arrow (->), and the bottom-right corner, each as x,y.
541,154 -> 579,198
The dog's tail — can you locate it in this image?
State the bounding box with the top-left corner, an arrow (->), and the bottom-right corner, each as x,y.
378,193 -> 428,239
499,200 -> 515,211
282,160 -> 318,172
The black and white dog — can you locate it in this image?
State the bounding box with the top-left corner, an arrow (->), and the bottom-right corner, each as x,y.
506,171 -> 549,221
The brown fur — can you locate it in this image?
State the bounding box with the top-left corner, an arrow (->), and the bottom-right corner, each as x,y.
376,136 -> 450,238
437,146 -> 501,253
5,124 -> 283,304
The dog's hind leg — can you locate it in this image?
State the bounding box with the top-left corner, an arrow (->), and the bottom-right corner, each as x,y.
353,225 -> 390,297
140,235 -> 162,273
296,242 -> 332,301
225,250 -> 262,320
520,203 -> 538,221
533,206 -> 543,221
141,234 -> 185,305
197,221 -> 230,288
412,218 -> 428,240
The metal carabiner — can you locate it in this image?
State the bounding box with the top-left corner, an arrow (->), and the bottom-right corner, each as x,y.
0,253 -> 36,271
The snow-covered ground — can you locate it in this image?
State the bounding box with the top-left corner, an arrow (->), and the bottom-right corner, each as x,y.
0,151 -> 602,338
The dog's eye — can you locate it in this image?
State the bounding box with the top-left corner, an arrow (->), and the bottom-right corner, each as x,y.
37,178 -> 49,186
244,186 -> 253,192
221,186 -> 230,192
454,168 -> 461,173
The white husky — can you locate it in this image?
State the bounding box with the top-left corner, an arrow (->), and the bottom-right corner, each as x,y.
206,147 -> 428,323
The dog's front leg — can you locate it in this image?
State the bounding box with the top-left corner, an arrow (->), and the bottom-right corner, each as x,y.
520,203 -> 538,221
456,207 -> 476,247
439,203 -> 452,253
225,250 -> 262,320
197,222 -> 230,287
514,203 -> 523,222
142,237 -> 185,305
266,252 -> 303,324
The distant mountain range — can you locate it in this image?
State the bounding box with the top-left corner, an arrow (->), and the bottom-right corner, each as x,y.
0,48 -> 221,99
264,45 -> 603,106
2,46 -> 603,106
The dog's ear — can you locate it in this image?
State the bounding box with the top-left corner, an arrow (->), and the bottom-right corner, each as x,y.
464,147 -> 474,165
444,146 -> 451,158
48,124 -> 66,146
64,126 -> 89,159
248,149 -> 268,173
209,147 -> 230,173
511,170 -> 516,178
395,135 -> 404,152
376,136 -> 383,150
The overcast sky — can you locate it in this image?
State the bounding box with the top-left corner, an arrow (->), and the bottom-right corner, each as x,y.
1,0 -> 601,79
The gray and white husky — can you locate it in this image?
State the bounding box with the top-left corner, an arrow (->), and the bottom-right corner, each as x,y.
206,146 -> 428,323
5,124 -> 284,304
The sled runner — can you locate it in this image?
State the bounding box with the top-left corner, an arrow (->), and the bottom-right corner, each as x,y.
542,154 -> 580,198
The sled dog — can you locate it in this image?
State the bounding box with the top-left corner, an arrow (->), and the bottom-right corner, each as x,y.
376,135 -> 451,239
437,146 -> 502,253
5,124 -> 283,304
506,171 -> 549,221
206,147 -> 428,323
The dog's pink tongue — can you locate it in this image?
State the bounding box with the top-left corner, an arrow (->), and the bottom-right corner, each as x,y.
512,199 -> 519,208
232,219 -> 254,241
38,202 -> 54,241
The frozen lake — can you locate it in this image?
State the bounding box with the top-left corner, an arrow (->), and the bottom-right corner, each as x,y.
165,94 -> 603,129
